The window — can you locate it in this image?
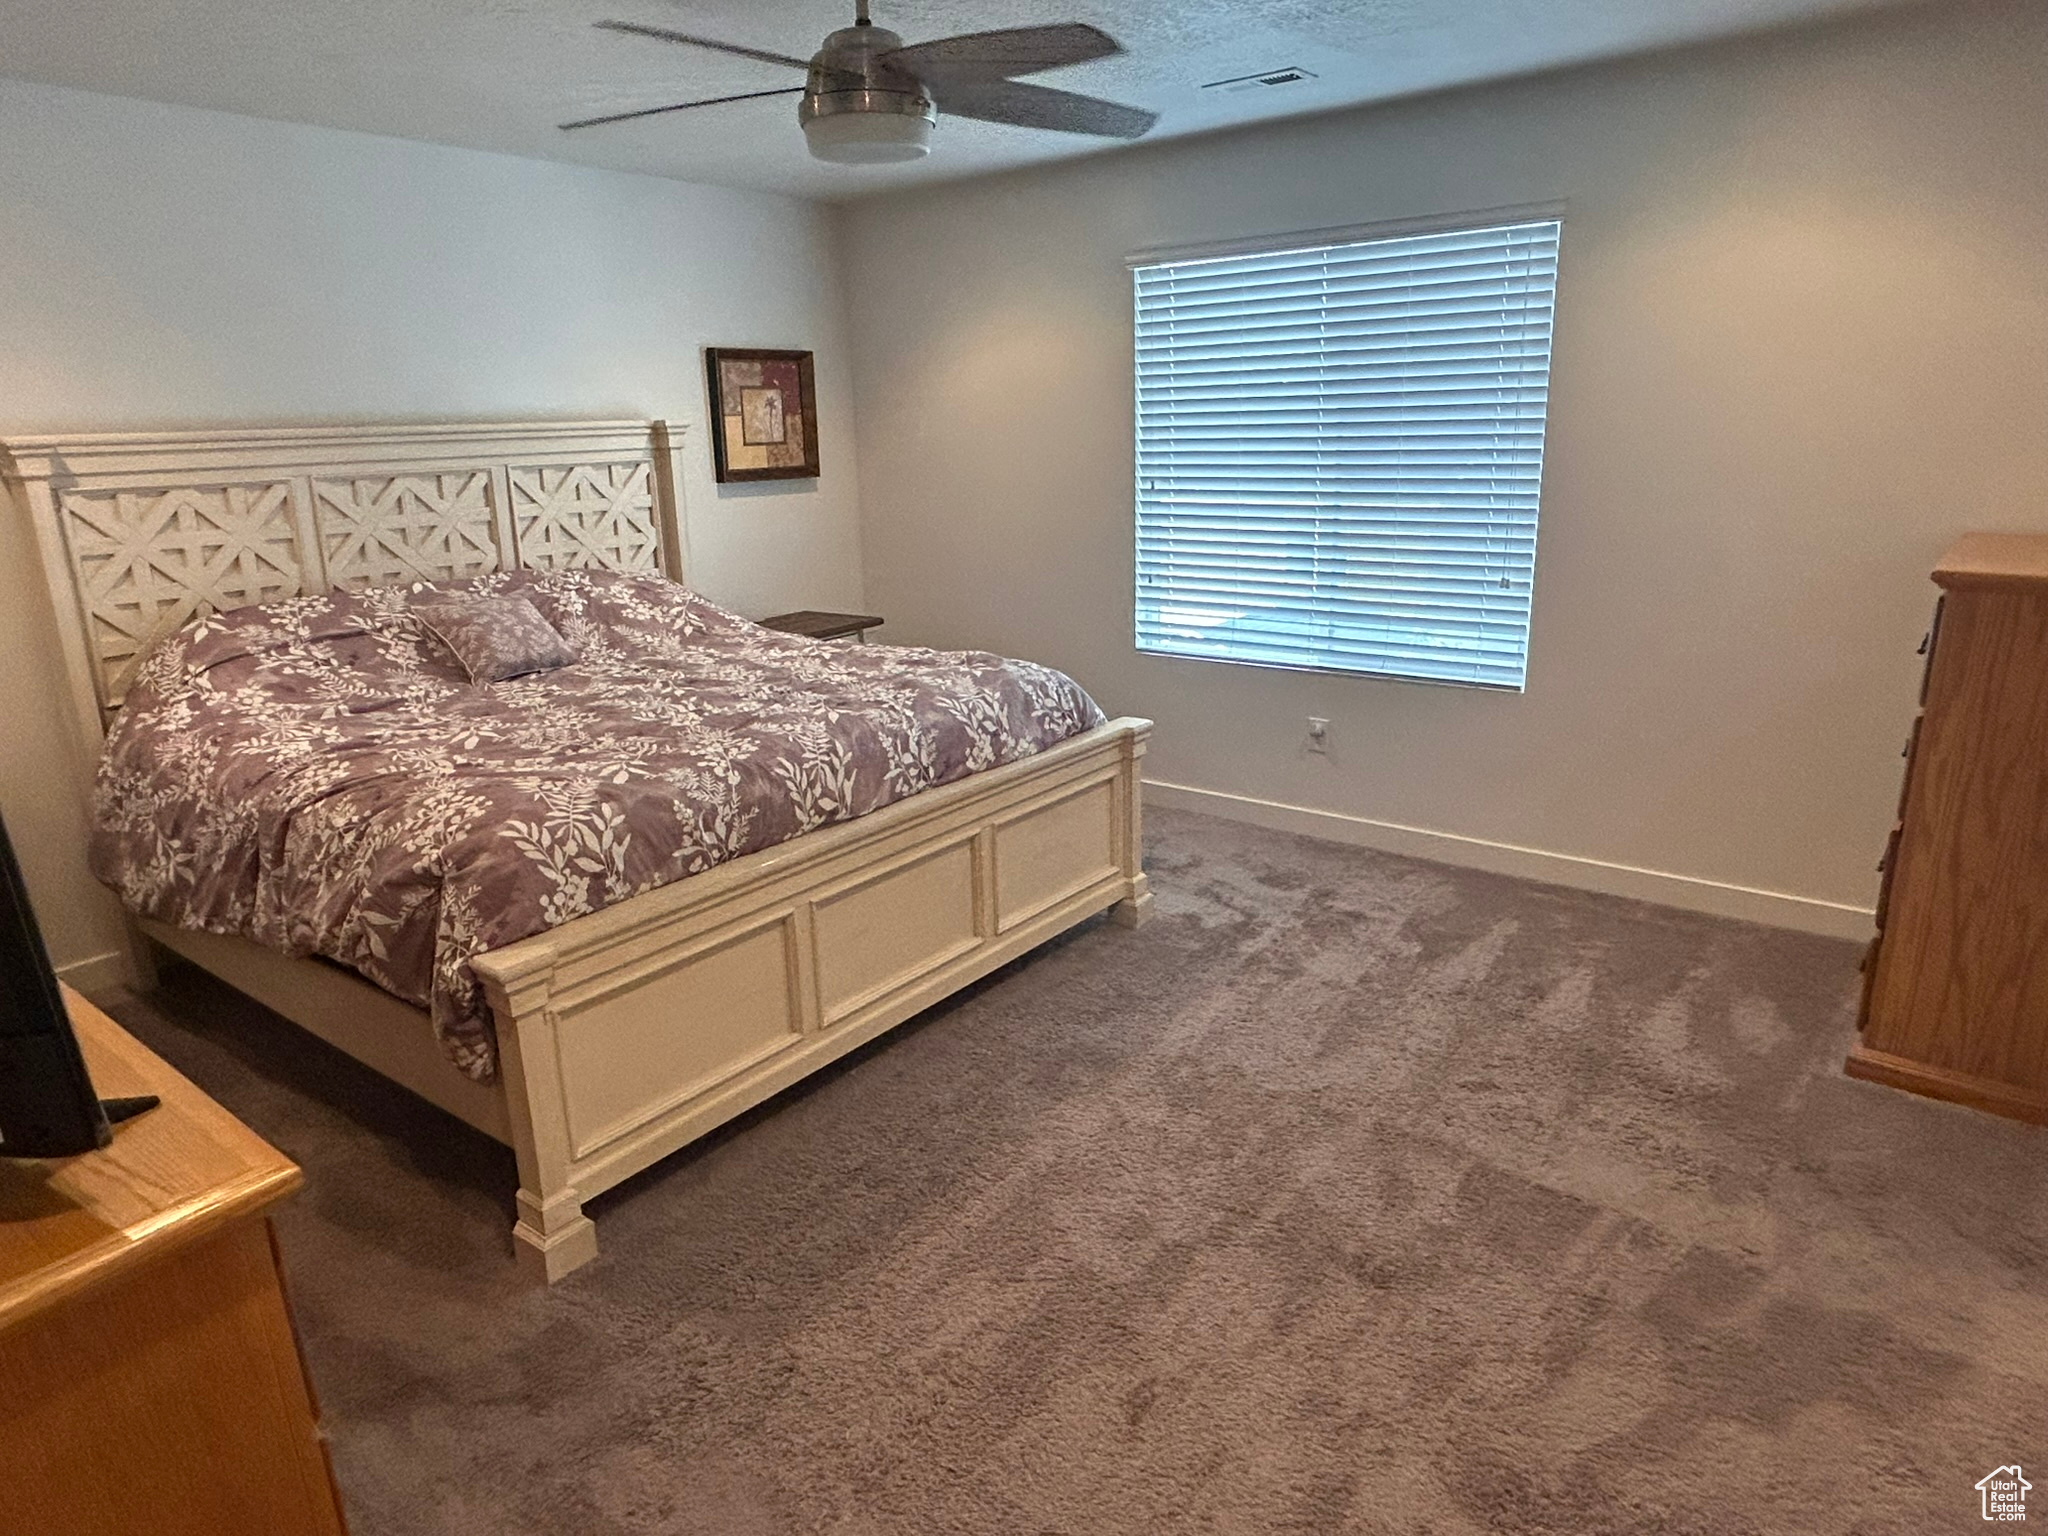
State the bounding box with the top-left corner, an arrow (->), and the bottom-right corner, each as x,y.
1132,213 -> 1562,690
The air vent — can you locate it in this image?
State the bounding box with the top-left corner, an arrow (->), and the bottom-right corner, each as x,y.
1200,67 -> 1317,95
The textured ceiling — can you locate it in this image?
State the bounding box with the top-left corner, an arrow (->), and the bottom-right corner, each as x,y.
0,0 -> 1926,200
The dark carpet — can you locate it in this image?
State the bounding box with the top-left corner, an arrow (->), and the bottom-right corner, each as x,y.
108,807 -> 2048,1535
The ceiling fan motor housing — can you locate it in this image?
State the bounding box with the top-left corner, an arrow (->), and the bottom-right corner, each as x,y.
800,22 -> 936,162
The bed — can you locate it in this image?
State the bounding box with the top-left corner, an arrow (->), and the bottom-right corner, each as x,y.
6,419 -> 1152,1281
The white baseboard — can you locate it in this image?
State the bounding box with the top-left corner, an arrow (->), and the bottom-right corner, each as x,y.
1143,780 -> 1875,941
55,947 -> 137,999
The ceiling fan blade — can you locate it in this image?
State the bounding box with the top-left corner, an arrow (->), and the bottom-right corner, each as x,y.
559,86 -> 804,132
937,79 -> 1155,139
881,23 -> 1122,85
592,20 -> 814,74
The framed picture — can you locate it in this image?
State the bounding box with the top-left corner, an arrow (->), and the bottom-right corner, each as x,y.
705,347 -> 820,482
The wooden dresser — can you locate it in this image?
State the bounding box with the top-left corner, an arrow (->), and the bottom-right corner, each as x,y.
0,987 -> 348,1535
1849,533 -> 2048,1123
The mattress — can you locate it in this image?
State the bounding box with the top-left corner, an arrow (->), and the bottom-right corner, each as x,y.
90,569 -> 1105,1080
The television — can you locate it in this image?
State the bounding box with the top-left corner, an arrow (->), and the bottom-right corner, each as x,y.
0,812 -> 155,1157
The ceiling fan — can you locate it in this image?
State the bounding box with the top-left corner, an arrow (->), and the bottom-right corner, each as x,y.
561,2 -> 1158,164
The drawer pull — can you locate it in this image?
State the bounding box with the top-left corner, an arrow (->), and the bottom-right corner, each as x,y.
1895,716 -> 1922,822
1917,594 -> 1946,706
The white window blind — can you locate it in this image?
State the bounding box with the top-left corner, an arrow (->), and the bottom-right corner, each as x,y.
1133,215 -> 1561,690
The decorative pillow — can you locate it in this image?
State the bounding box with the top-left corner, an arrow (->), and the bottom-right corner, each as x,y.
414,594 -> 579,684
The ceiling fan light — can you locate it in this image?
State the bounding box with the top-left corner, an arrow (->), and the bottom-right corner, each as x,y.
802,109 -> 933,164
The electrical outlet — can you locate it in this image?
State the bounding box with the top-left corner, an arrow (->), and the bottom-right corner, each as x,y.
1306,717 -> 1330,754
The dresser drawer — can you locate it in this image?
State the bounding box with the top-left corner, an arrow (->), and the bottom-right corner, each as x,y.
1856,934 -> 1882,1031
1894,715 -> 1922,821
1916,594 -> 1945,706
1873,824 -> 1903,930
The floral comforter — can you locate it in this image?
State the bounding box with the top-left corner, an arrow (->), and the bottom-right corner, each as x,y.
91,569 -> 1106,1080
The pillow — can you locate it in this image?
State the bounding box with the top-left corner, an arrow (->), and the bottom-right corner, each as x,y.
414,594 -> 579,684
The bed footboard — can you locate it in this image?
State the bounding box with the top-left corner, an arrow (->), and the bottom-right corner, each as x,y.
472,717 -> 1152,1283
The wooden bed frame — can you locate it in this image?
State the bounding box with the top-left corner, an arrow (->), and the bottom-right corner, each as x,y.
5,419 -> 1152,1282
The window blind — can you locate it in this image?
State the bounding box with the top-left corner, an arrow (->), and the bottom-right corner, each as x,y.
1133,216 -> 1561,690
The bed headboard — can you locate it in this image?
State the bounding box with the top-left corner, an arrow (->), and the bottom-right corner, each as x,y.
3,418 -> 685,739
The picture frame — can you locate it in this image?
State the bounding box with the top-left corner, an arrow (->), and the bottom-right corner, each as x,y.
704,347 -> 821,483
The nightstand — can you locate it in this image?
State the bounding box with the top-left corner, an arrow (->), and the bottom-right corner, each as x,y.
1,987 -> 349,1535
759,610 -> 884,643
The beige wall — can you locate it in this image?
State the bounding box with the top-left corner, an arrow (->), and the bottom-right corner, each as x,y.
837,1 -> 2048,934
0,79 -> 865,979
9,3 -> 2043,975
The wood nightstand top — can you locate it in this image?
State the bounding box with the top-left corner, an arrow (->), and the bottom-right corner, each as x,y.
759,610 -> 884,641
0,987 -> 301,1335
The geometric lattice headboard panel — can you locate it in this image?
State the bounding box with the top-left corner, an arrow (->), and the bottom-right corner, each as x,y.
3,419 -> 684,733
